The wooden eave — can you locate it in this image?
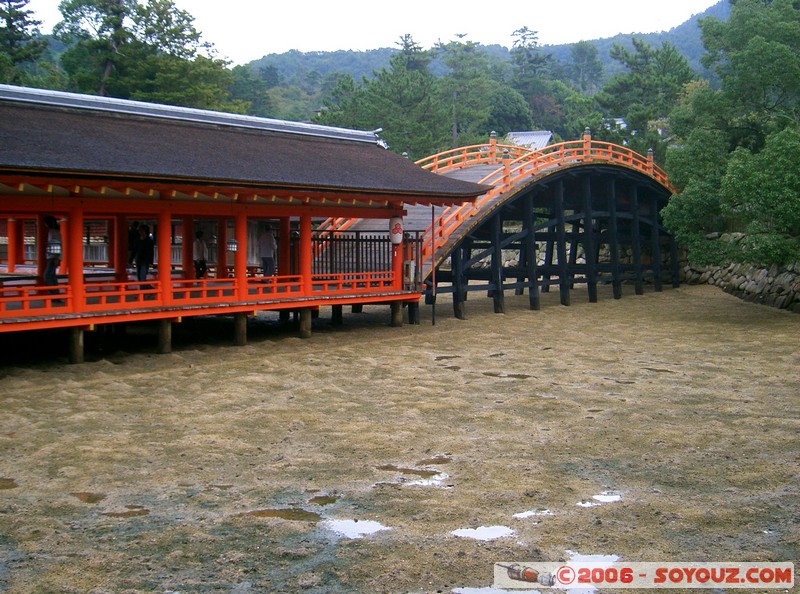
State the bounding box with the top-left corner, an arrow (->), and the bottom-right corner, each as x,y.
0,170 -> 481,219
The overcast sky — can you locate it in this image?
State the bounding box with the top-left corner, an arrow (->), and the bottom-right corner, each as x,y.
26,0 -> 721,66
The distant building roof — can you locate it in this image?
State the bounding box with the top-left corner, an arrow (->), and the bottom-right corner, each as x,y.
506,131 -> 553,151
0,85 -> 489,205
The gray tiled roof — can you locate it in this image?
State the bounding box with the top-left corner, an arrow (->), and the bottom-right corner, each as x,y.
0,85 -> 488,201
506,130 -> 553,150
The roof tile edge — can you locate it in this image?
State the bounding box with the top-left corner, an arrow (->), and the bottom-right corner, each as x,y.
0,84 -> 380,145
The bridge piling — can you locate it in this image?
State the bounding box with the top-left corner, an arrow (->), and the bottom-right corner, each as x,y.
491,215 -> 505,314
555,181 -> 571,306
390,302 -> 403,327
299,308 -> 312,338
68,326 -> 84,364
332,304 -> 343,326
607,179 -> 623,299
452,246 -> 467,319
234,312 -> 247,346
631,187 -> 644,296
582,177 -> 599,303
157,319 -> 172,354
523,195 -> 540,310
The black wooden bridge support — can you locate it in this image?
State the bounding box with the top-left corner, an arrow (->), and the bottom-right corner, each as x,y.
432,169 -> 679,320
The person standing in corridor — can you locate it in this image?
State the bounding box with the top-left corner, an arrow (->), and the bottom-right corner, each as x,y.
193,230 -> 208,279
43,215 -> 61,291
136,224 -> 154,283
258,223 -> 277,276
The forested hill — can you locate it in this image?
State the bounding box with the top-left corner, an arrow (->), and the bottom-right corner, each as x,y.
247,1 -> 730,87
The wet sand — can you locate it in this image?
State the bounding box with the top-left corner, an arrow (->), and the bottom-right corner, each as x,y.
0,284 -> 798,593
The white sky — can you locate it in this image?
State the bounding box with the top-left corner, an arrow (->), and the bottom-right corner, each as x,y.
26,0 -> 721,66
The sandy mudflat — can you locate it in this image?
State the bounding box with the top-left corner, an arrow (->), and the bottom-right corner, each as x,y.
0,284 -> 798,593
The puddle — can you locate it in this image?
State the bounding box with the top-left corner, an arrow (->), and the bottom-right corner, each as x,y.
406,471 -> 449,487
308,495 -> 338,506
376,463 -> 449,487
0,478 -> 18,490
451,526 -> 515,541
577,492 -> 621,507
323,519 -> 389,539
234,508 -> 321,522
416,454 -> 451,465
513,509 -> 554,519
376,464 -> 439,479
71,492 -> 107,504
435,355 -> 460,361
101,505 -> 149,518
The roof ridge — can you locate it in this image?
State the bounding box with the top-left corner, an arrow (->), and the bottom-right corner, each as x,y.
0,84 -> 381,145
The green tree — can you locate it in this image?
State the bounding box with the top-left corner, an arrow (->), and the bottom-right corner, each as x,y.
125,53 -> 248,112
662,0 -> 800,266
567,40 -> 603,94
597,37 -> 696,161
229,64 -> 275,117
436,35 -> 494,147
54,0 -> 244,111
315,36 -> 448,157
314,73 -> 367,130
55,0 -> 136,95
486,86 -> 532,136
509,26 -> 552,97
0,0 -> 48,84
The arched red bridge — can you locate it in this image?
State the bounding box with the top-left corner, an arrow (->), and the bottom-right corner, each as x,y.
323,131 -> 678,319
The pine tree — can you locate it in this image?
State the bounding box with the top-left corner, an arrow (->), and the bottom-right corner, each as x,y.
0,0 -> 47,83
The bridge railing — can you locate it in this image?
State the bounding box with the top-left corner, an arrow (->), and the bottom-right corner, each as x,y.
415,140 -> 533,173
418,134 -> 673,265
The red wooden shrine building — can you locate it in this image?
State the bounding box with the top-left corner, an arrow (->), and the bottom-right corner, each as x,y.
0,85 -> 487,362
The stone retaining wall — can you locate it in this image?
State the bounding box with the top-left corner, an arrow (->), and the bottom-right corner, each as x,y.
682,262 -> 800,313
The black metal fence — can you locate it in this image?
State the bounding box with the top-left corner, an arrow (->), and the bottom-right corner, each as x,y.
311,230 -> 424,289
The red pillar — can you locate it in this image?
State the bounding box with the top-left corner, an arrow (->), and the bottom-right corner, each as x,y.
113,215 -> 128,282
12,219 -> 24,267
181,217 -> 194,279
216,218 -> 227,278
393,239 -> 403,291
68,208 -> 84,310
157,210 -> 172,304
235,211 -> 248,300
279,217 -> 291,277
7,218 -> 18,272
106,217 -> 115,269
36,214 -> 46,281
300,214 -> 312,294
58,217 -> 69,275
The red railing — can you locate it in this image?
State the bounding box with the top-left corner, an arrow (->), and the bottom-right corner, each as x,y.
0,282 -> 71,316
415,142 -> 532,173
0,270 -> 396,328
418,137 -> 674,265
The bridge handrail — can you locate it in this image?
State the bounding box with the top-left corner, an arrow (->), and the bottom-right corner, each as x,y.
415,142 -> 534,173
419,137 -> 674,264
